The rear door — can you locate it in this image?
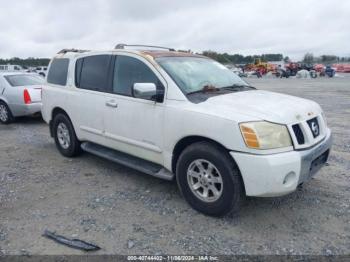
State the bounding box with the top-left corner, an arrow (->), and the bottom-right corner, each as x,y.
103,54 -> 166,164
69,54 -> 113,144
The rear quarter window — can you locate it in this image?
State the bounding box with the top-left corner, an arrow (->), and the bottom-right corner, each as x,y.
47,58 -> 70,86
75,55 -> 112,92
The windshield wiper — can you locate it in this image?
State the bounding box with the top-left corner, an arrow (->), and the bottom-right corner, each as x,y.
222,84 -> 256,91
187,85 -> 220,95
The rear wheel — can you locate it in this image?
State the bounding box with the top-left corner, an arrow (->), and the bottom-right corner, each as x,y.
176,142 -> 244,217
0,101 -> 14,124
52,113 -> 81,157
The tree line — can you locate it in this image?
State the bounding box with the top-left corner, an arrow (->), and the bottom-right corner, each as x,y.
201,51 -> 350,64
201,51 -> 284,64
0,53 -> 349,67
302,53 -> 350,64
0,57 -> 50,67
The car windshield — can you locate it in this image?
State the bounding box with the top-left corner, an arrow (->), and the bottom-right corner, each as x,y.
4,74 -> 44,87
156,56 -> 250,94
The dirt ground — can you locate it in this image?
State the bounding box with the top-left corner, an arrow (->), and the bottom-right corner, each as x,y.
0,75 -> 349,256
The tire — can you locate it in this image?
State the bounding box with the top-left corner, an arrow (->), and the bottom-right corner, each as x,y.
52,113 -> 81,157
176,142 -> 244,217
0,101 -> 14,124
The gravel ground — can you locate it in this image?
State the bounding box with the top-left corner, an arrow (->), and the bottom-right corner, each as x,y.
0,75 -> 349,256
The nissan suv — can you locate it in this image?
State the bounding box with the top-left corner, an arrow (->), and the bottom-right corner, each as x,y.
42,45 -> 332,217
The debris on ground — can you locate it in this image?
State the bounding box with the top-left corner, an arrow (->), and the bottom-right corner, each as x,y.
127,240 -> 135,249
42,230 -> 101,252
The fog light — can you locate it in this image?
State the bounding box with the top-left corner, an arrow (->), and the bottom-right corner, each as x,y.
283,172 -> 296,187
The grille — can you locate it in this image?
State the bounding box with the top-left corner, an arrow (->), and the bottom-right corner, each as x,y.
292,124 -> 305,145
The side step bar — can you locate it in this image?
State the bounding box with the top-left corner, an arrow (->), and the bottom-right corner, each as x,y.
81,142 -> 174,181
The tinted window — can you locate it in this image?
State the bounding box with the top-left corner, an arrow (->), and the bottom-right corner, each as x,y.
75,58 -> 83,87
5,74 -> 44,87
77,55 -> 111,92
113,56 -> 162,97
47,58 -> 69,86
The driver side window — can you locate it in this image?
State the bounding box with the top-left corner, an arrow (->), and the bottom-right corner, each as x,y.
113,55 -> 163,100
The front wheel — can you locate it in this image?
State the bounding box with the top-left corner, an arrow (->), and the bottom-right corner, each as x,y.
52,113 -> 81,157
176,142 -> 244,217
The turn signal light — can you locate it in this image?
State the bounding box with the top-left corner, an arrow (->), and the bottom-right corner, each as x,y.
240,125 -> 260,148
23,89 -> 32,104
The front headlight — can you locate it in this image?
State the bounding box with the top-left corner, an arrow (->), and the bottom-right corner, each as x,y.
240,121 -> 292,149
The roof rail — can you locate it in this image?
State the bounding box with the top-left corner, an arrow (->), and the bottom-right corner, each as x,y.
115,44 -> 175,52
57,49 -> 90,54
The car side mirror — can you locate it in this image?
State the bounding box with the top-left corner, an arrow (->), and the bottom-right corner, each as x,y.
133,83 -> 163,102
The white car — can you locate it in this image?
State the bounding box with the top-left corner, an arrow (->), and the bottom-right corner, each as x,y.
0,72 -> 43,124
41,45 -> 332,216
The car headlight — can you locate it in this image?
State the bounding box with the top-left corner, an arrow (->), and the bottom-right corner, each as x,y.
240,121 -> 292,149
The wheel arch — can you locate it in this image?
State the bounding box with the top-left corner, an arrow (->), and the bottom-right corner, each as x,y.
50,107 -> 73,137
0,97 -> 9,105
172,135 -> 246,198
172,136 -> 232,173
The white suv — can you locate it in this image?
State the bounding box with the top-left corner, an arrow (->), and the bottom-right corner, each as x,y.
42,45 -> 332,216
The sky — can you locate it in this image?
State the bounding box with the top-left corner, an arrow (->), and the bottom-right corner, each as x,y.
0,0 -> 349,60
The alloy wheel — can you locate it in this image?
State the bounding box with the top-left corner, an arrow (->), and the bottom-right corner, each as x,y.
57,123 -> 71,149
0,104 -> 8,122
187,159 -> 223,203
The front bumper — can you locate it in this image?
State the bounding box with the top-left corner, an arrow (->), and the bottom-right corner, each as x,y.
231,129 -> 332,197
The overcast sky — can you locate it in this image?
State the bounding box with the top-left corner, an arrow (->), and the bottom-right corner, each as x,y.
0,0 -> 349,60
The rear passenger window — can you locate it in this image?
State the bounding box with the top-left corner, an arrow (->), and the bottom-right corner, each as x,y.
76,55 -> 112,92
47,59 -> 69,86
113,56 -> 162,97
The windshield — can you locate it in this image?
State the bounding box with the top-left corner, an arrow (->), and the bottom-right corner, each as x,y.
156,57 -> 249,94
4,74 -> 44,87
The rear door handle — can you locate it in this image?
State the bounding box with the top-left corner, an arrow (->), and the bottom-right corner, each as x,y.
105,100 -> 118,108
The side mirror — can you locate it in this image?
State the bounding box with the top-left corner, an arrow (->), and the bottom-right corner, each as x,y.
133,83 -> 163,102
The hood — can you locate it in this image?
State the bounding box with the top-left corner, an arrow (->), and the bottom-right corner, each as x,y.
192,90 -> 322,124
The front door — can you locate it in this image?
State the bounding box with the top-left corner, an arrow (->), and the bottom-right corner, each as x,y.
103,54 -> 166,165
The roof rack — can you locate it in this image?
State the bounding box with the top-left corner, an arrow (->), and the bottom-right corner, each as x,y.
57,49 -> 90,54
115,44 -> 175,52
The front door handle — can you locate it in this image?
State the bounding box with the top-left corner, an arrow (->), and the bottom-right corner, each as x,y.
105,100 -> 118,108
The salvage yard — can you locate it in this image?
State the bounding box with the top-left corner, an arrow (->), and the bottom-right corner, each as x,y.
0,76 -> 349,256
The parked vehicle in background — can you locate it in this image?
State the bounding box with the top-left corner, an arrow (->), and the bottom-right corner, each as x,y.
35,66 -> 48,77
285,63 -> 299,76
313,64 -> 324,73
0,64 -> 23,71
324,65 -> 336,77
309,69 -> 318,78
299,63 -> 314,71
42,45 -> 332,217
0,72 -> 43,124
333,64 -> 350,73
